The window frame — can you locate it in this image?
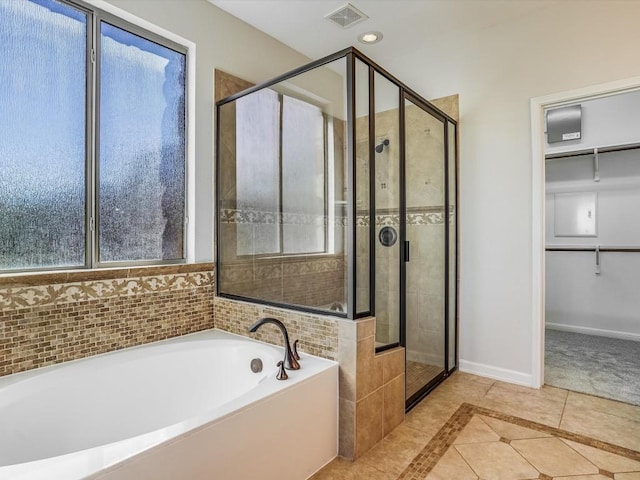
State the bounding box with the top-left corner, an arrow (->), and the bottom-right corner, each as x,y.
0,0 -> 192,273
235,91 -> 330,258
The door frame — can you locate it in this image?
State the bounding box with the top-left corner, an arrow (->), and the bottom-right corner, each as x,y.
530,76 -> 640,388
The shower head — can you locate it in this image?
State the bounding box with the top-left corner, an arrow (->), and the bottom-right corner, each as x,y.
375,139 -> 390,154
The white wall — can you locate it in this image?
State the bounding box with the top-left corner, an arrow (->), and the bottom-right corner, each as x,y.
103,0 -> 316,262
98,0 -> 640,384
374,1 -> 640,384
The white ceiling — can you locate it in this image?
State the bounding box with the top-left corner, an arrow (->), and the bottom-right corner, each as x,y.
209,0 -> 558,89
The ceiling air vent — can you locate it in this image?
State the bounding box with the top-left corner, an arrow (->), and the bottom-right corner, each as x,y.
325,3 -> 368,29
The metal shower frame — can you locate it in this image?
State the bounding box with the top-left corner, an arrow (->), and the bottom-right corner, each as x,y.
215,47 -> 459,407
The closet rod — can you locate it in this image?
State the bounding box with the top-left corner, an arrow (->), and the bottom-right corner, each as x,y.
545,246 -> 640,252
545,141 -> 640,160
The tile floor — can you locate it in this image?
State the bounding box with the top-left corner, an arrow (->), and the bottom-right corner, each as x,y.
406,361 -> 442,399
311,371 -> 640,480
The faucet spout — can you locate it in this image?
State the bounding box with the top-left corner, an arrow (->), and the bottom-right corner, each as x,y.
249,317 -> 300,370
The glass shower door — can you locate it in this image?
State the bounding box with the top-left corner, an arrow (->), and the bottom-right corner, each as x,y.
403,95 -> 447,403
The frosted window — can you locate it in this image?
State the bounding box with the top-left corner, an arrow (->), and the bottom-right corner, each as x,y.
235,89 -> 281,255
282,96 -> 325,254
234,91 -> 327,256
0,0 -> 87,270
99,22 -> 186,262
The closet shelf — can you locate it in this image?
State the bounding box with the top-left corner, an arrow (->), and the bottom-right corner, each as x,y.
546,245 -> 640,252
545,141 -> 640,182
545,141 -> 640,160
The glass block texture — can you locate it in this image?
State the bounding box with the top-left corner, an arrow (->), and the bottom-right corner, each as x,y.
99,22 -> 186,262
0,0 -> 87,270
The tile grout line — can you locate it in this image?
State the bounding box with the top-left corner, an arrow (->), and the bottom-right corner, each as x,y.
451,443 -> 482,479
559,389 -> 569,428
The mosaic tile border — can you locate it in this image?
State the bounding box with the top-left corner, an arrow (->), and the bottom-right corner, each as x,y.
397,403 -> 640,480
0,270 -> 214,311
220,208 -> 325,226
214,296 -> 339,360
220,206 -> 454,228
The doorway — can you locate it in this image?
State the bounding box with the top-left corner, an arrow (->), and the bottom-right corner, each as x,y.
531,78 -> 640,402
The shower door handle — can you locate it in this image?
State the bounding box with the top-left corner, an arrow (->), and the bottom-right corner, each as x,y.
404,241 -> 410,262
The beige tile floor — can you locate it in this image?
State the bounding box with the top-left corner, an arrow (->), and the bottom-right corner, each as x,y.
406,361 -> 442,399
311,371 -> 640,480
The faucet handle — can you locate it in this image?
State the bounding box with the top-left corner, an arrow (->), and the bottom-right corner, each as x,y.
292,339 -> 301,361
276,361 -> 288,381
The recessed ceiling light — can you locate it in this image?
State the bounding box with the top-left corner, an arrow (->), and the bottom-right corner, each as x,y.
358,31 -> 383,44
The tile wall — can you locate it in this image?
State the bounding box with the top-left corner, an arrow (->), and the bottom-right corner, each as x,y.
0,263 -> 215,377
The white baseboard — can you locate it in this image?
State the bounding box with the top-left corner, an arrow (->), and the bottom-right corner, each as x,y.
459,359 -> 534,387
546,323 -> 640,342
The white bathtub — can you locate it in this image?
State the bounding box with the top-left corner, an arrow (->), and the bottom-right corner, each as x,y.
0,329 -> 338,480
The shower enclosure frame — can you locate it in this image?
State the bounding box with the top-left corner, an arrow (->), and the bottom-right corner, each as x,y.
215,47 -> 459,405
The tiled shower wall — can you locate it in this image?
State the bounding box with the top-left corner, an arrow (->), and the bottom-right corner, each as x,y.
0,263 -> 215,377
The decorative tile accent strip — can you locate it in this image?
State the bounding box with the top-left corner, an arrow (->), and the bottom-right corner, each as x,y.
0,271 -> 214,311
219,208 -> 325,226
397,403 -> 640,480
0,267 -> 215,377
220,206 -> 454,228
214,296 -> 339,361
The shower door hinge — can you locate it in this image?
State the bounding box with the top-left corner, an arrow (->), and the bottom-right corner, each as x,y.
89,217 -> 95,232
91,49 -> 96,64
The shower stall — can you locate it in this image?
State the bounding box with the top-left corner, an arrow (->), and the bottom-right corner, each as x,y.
216,48 -> 458,407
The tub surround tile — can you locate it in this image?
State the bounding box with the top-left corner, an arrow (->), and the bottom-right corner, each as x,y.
338,337 -> 357,403
382,373 -> 405,436
356,318 -> 375,340
355,388 -> 384,458
356,335 -> 383,401
0,267 -> 215,377
339,398 -> 356,460
0,262 -> 215,289
0,270 -> 214,311
380,347 -> 405,384
214,297 -> 339,360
